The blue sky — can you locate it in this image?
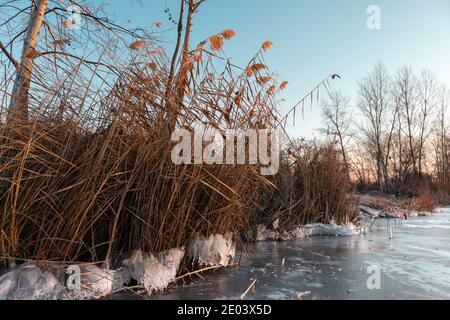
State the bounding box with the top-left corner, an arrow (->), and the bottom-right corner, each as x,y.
95,0 -> 450,137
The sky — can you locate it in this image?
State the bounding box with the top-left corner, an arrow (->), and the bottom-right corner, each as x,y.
92,0 -> 450,137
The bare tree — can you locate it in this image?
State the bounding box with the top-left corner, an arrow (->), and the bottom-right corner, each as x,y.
166,0 -> 185,97
8,0 -> 49,121
165,0 -> 205,131
357,61 -> 392,191
1,0 -> 150,122
394,66 -> 418,176
417,69 -> 438,175
432,85 -> 450,200
391,89 -> 404,191
321,90 -> 353,176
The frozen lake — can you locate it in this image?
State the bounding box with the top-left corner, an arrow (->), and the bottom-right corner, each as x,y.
128,208 -> 450,300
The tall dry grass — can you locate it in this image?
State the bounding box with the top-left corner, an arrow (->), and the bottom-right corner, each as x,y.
0,24 -> 359,270
0,33 -> 280,268
258,142 -> 359,229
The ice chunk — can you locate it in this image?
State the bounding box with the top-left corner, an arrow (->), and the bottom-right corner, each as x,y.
290,226 -> 306,238
256,222 -> 360,241
126,248 -> 185,294
189,233 -> 236,267
256,224 -> 280,241
0,247 -> 184,300
0,264 -> 64,300
78,265 -> 116,298
301,223 -> 359,237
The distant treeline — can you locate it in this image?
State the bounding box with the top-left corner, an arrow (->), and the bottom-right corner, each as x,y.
319,62 -> 450,203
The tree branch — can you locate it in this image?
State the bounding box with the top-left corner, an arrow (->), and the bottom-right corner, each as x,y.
0,41 -> 19,68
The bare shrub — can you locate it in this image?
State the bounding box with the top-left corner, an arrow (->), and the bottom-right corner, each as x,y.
408,184 -> 436,212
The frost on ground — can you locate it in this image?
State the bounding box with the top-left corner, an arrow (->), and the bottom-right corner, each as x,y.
0,247 -> 185,300
189,233 -> 236,267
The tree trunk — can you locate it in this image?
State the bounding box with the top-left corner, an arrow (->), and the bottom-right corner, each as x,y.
166,0 -> 185,100
8,0 -> 48,122
175,0 -> 194,103
336,130 -> 350,180
377,156 -> 384,192
383,106 -> 398,192
376,137 -> 384,192
167,0 -> 195,132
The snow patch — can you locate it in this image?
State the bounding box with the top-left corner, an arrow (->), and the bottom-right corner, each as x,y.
299,223 -> 359,237
189,233 -> 236,267
0,247 -> 184,300
125,247 -> 185,294
0,264 -> 64,300
71,265 -> 118,299
359,205 -> 382,217
256,225 -> 291,241
255,222 -> 361,242
256,224 -> 281,241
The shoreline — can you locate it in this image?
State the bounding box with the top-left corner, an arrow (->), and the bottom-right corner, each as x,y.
0,200 -> 440,300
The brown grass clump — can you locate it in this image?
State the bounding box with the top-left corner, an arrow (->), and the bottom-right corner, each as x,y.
258,143 -> 358,228
0,3 -> 358,272
262,41 -> 273,52
209,34 -> 224,51
129,40 -> 146,50
221,29 -> 236,40
267,86 -> 276,95
0,117 -> 265,266
279,81 -> 289,91
408,185 -> 436,212
0,33 -> 278,268
257,76 -> 271,84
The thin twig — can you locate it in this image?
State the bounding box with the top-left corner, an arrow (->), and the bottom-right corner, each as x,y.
175,265 -> 224,282
240,279 -> 257,300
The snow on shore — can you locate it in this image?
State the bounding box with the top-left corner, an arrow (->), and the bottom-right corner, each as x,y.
0,247 -> 185,300
126,248 -> 185,293
188,232 -> 236,267
255,222 -> 362,242
0,263 -> 64,300
0,231 -> 238,300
